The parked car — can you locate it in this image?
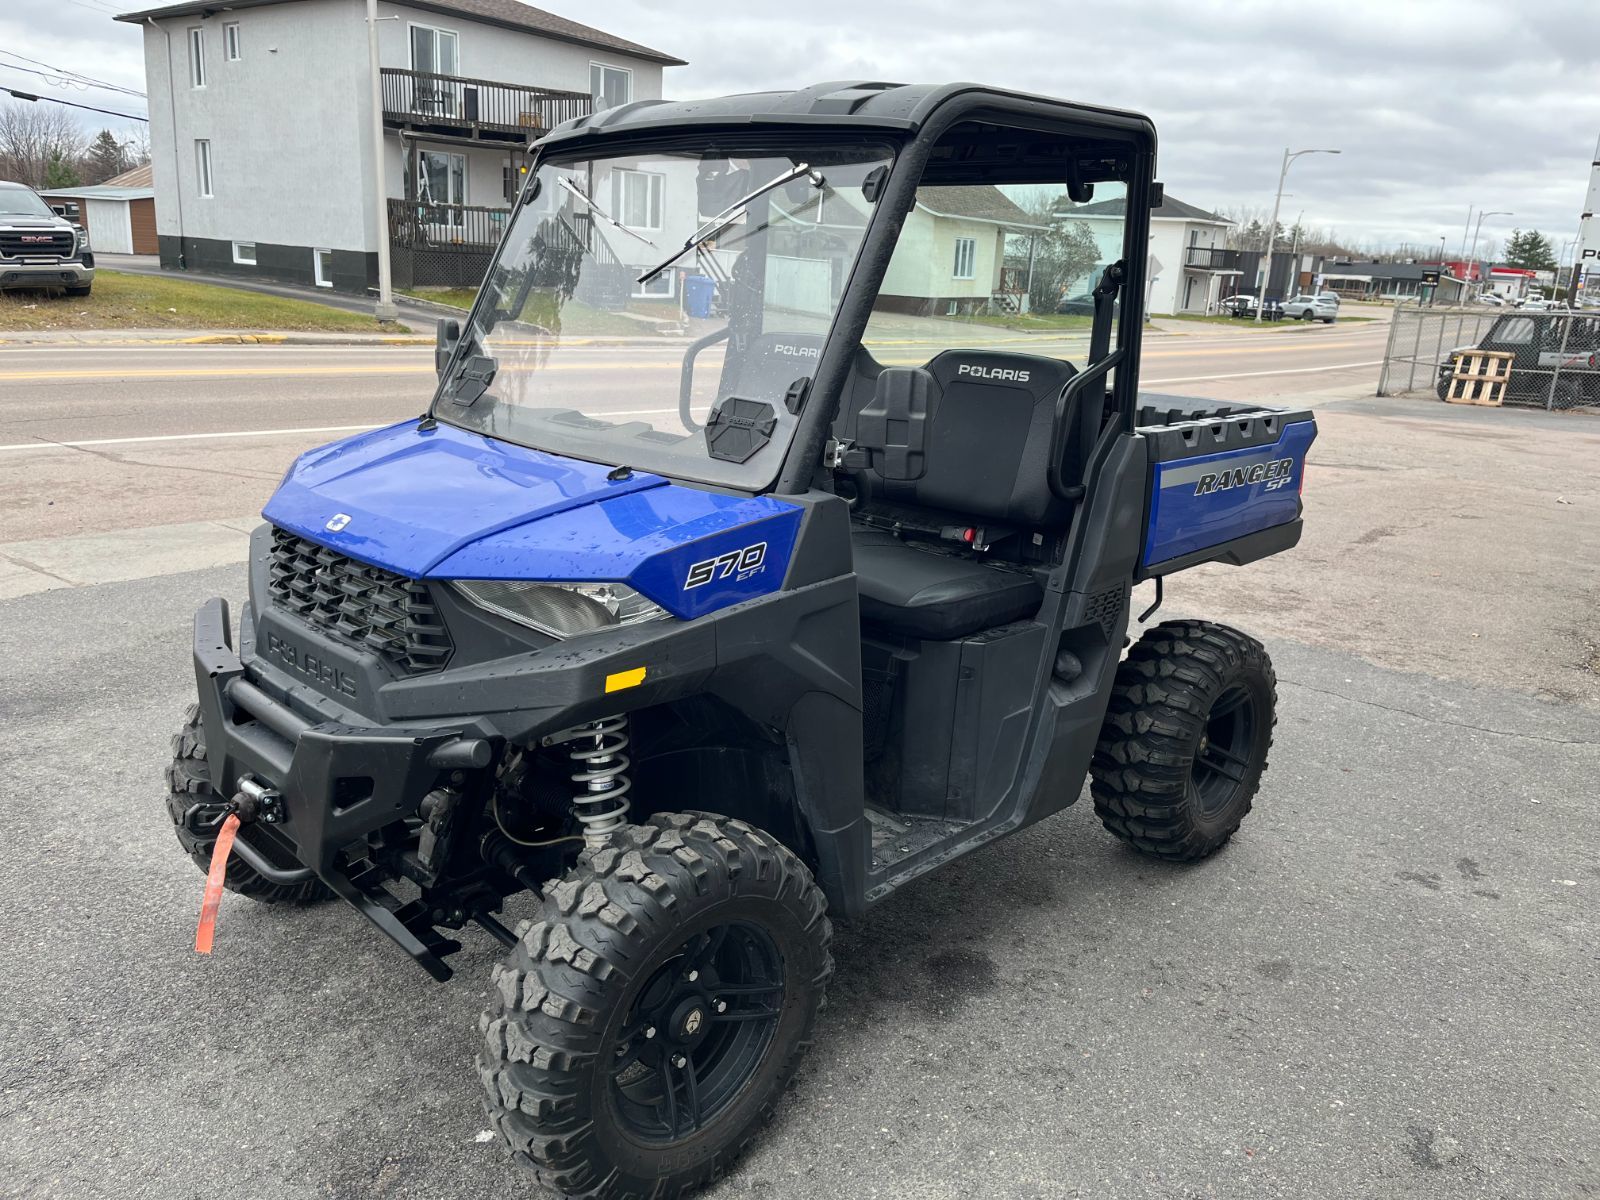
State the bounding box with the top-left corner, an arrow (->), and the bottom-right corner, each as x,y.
0,180 -> 94,296
1219,293 -> 1256,315
1474,293 -> 1506,307
1055,291 -> 1120,318
1280,293 -> 1339,323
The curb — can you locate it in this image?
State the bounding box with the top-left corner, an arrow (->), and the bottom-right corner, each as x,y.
397,294 -> 471,318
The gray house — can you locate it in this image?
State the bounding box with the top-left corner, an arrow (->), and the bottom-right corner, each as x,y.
117,0 -> 683,293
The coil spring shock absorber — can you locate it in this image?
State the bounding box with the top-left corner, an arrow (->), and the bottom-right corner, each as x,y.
544,715 -> 632,847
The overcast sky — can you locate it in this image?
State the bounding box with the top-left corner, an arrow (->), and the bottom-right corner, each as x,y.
6,0 -> 1598,258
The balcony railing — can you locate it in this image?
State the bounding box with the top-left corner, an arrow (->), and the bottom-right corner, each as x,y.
388,198 -> 511,250
1186,246 -> 1243,271
380,68 -> 590,141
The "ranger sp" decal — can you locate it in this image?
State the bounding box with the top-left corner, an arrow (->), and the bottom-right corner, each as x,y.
1194,457 -> 1295,496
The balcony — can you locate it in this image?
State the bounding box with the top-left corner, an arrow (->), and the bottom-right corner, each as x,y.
1186,246 -> 1242,271
380,68 -> 590,144
387,198 -> 623,290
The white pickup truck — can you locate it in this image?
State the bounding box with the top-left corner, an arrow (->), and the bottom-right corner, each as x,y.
0,180 -> 94,296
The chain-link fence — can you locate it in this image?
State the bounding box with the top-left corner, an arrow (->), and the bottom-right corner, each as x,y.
1378,306 -> 1600,411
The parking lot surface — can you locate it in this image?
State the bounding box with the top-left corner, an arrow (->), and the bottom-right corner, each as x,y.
1,567 -> 1595,1199
1,325 -> 1597,1199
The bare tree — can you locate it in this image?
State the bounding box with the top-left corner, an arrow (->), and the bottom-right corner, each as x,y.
0,100 -> 88,189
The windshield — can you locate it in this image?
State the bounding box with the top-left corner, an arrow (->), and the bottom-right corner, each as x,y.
0,187 -> 56,219
436,140 -> 895,489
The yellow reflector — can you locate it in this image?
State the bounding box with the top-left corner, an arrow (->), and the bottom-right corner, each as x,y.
604,666 -> 647,693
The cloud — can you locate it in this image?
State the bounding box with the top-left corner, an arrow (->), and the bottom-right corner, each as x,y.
7,0 -> 1597,251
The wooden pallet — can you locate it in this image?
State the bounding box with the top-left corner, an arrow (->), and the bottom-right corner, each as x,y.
1447,350 -> 1512,406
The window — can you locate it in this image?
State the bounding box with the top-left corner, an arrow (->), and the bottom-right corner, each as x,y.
952,236 -> 976,280
590,63 -> 632,111
1494,316 -> 1536,345
633,270 -> 675,300
313,248 -> 333,288
232,241 -> 256,265
502,161 -> 522,204
409,24 -> 460,116
194,139 -> 213,197
224,22 -> 241,61
614,169 -> 663,231
418,148 -> 466,211
188,26 -> 206,87
863,129 -> 1127,368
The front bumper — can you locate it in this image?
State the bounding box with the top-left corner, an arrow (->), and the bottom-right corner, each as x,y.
193,596 -> 492,978
0,257 -> 93,290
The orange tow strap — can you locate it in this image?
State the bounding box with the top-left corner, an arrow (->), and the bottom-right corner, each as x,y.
195,813 -> 241,955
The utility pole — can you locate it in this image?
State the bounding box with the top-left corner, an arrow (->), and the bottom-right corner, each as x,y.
367,0 -> 398,322
1257,147 -> 1340,322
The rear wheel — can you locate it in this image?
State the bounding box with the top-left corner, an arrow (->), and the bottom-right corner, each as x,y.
164,704 -> 329,902
479,813 -> 831,1199
1090,620 -> 1276,861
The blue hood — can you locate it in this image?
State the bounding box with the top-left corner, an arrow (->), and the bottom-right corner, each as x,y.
262,420 -> 802,620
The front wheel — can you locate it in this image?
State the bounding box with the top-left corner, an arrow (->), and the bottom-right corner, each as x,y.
164,705 -> 330,902
66,284 -> 92,297
1090,620 -> 1276,862
479,813 -> 832,1199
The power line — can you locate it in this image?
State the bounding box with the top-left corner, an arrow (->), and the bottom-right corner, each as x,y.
0,51 -> 145,97
2,88 -> 149,122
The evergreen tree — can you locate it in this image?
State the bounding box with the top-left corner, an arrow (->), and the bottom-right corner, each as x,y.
1502,228 -> 1557,271
83,129 -> 126,184
43,150 -> 80,190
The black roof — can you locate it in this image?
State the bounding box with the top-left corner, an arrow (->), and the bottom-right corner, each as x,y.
1068,194 -> 1226,223
116,0 -> 684,63
537,80 -> 1155,149
1323,260 -> 1439,281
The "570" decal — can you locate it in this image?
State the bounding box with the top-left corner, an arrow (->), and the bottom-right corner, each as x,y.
685,542 -> 768,589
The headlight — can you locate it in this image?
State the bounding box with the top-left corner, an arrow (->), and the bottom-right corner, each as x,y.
453,580 -> 668,638
76,228 -> 90,250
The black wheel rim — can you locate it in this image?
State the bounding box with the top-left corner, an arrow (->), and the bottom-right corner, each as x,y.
1190,683 -> 1257,816
608,921 -> 785,1145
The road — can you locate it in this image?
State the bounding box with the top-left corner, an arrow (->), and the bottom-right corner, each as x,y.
4,315 -> 1599,1199
0,319 -> 1390,543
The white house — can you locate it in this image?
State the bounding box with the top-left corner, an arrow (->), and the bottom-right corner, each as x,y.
1067,194 -> 1236,315
118,0 -> 683,292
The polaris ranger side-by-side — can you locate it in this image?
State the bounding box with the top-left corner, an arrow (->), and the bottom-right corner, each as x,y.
169,82 -> 1316,1199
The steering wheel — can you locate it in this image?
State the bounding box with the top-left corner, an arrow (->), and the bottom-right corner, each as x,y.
678,325 -> 731,432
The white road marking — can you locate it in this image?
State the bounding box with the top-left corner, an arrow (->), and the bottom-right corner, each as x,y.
1143,360 -> 1382,385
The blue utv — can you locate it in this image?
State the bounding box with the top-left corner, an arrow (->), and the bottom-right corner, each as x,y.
167,81 -> 1316,1199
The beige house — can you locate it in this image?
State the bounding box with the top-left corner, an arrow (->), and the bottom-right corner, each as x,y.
877,186 -> 1045,315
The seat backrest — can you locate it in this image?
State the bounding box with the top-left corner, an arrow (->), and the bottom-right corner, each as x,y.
840,349 -> 1078,527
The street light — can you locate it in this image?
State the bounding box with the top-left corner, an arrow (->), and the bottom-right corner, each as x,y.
1466,210 -> 1511,301
1257,147 -> 1341,321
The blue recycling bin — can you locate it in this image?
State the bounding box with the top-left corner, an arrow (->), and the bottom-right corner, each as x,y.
684,274 -> 715,319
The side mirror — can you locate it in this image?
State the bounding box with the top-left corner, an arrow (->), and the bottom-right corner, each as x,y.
435,318 -> 461,378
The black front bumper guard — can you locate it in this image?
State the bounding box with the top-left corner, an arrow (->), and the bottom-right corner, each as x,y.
192,597 -> 494,981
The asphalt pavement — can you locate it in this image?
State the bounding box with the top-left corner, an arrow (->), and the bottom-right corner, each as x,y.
2,314 -> 1598,1199
0,566 -> 1595,1199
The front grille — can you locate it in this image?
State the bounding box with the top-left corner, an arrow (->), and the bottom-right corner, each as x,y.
267,528 -> 452,675
0,230 -> 75,258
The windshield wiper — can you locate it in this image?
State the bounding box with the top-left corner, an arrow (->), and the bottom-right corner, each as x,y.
636,162 -> 824,286
557,176 -> 656,248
